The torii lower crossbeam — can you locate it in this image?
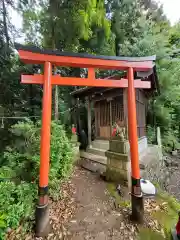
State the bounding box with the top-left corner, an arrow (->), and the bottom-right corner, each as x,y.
21,74 -> 151,88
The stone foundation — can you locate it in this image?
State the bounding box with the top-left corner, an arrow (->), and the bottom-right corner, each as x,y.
105,139 -> 130,185
105,137 -> 148,185
81,137 -> 160,186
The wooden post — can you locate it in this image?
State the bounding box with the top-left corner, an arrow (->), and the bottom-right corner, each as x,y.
127,67 -> 144,223
109,99 -> 113,138
123,88 -> 128,139
55,85 -> 59,120
94,104 -> 98,138
87,96 -> 92,147
35,62 -> 52,237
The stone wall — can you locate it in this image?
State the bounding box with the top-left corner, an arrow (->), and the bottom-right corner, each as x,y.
140,145 -> 164,183
138,137 -> 148,155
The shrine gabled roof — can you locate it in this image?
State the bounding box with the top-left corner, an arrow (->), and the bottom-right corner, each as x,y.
15,43 -> 156,63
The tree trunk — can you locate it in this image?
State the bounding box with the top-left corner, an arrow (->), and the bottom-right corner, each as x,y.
2,0 -> 10,51
51,21 -> 59,121
54,85 -> 59,121
115,37 -> 119,56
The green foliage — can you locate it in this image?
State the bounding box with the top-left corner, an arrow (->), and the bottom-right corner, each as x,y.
22,0 -> 113,55
0,181 -> 37,238
49,122 -> 74,199
162,132 -> 180,152
2,120 -> 74,182
0,120 -> 74,237
3,120 -> 40,183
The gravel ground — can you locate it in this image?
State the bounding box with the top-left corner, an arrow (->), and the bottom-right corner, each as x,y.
159,152 -> 180,200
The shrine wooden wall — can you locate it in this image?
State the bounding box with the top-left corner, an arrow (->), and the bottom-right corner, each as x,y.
136,89 -> 147,138
94,95 -> 124,139
94,89 -> 147,139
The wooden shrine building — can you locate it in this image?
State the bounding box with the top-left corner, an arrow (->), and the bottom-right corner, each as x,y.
71,64 -> 159,147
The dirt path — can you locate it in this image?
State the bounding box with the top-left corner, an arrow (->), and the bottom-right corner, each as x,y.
64,167 -> 135,240
20,166 -> 165,240
8,166 -> 170,240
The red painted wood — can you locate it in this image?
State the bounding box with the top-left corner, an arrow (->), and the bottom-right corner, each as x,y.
21,75 -> 151,89
39,62 -> 52,187
128,67 -> 140,179
18,50 -> 153,71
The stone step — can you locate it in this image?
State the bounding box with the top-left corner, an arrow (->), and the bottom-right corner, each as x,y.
79,158 -> 106,175
91,140 -> 109,151
88,147 -> 107,157
80,151 -> 107,165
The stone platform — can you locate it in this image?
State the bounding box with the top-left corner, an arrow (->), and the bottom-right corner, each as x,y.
79,138 -> 162,185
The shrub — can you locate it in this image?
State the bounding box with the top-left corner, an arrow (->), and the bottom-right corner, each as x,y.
147,125 -> 156,144
147,125 -> 180,152
3,120 -> 74,183
0,181 -> 37,239
0,120 -> 74,238
161,131 -> 180,152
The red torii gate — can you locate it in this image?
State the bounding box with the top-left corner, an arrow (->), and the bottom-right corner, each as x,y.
15,43 -> 156,237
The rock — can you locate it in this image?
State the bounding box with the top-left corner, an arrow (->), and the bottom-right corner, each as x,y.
164,158 -> 171,167
140,163 -> 145,170
70,220 -> 77,223
116,184 -> 122,196
6,227 -> 12,233
164,157 -> 178,167
172,150 -> 178,156
171,228 -> 179,240
171,161 -> 179,167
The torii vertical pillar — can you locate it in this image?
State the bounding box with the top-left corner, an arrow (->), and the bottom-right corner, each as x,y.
35,62 -> 52,236
127,67 -> 144,222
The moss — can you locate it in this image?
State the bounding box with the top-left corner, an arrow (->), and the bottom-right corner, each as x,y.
151,188 -> 179,239
156,189 -> 180,212
106,168 -> 128,185
138,228 -> 165,240
107,183 -> 131,208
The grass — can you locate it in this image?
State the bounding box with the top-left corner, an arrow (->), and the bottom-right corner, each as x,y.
152,188 -> 179,239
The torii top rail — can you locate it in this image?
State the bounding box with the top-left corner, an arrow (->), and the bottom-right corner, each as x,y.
15,43 -> 156,230
16,43 -> 155,89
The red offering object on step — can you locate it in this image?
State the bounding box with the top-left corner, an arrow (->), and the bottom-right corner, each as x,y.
72,127 -> 76,134
112,128 -> 117,136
